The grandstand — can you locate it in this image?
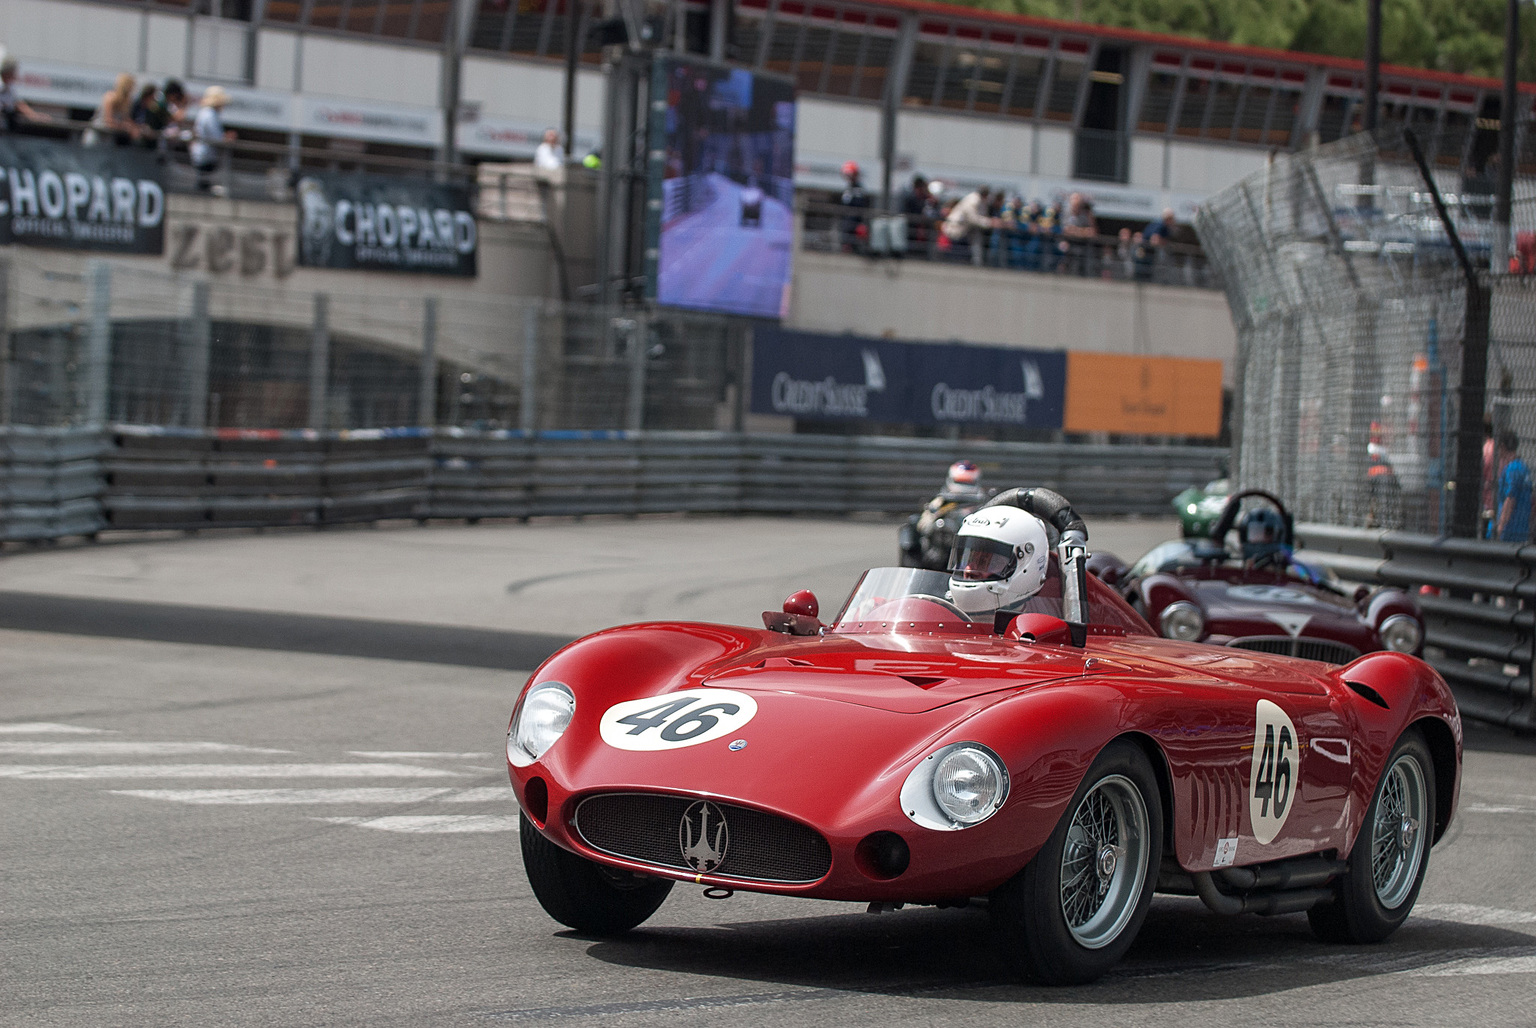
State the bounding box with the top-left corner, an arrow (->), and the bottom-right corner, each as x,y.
6,0 -> 1534,215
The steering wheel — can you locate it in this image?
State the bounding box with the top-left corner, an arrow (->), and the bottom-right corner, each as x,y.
1206,488 -> 1295,556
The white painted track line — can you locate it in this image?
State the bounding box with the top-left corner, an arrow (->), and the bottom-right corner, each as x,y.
314,815 -> 519,833
347,750 -> 488,759
438,786 -> 513,802
111,787 -> 461,804
0,763 -> 467,779
1416,903 -> 1536,925
0,741 -> 288,756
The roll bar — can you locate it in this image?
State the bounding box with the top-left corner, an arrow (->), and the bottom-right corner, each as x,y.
982,487 -> 1090,645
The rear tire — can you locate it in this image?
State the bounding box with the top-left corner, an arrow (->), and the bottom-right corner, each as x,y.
1308,729 -> 1434,944
520,814 -> 673,935
991,739 -> 1163,985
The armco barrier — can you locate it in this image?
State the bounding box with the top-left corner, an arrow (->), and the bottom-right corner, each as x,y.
428,431 -> 1227,518
102,428 -> 431,531
16,429 -> 1225,533
0,427 -> 107,542
1297,523 -> 1535,733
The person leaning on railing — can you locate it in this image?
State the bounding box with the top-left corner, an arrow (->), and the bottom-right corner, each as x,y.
0,50 -> 44,133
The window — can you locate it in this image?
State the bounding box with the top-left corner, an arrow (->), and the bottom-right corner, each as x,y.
1042,58 -> 1082,122
1138,70 -> 1180,133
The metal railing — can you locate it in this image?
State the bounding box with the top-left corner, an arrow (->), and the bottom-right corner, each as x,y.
1297,522 -> 1535,732
799,202 -> 1218,288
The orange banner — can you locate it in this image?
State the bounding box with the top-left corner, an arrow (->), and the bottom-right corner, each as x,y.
1064,353 -> 1223,437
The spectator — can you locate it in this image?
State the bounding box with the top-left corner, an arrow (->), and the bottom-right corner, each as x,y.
837,160 -> 870,253
89,72 -> 139,146
190,85 -> 235,193
903,174 -> 932,248
1114,227 -> 1136,279
943,185 -> 997,266
131,81 -> 183,149
1060,191 -> 1097,274
1139,207 -> 1177,281
1491,431 -> 1531,542
533,128 -> 564,172
0,49 -> 43,133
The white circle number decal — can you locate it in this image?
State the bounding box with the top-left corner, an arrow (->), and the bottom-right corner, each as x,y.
1229,585 -> 1311,604
599,689 -> 758,752
1249,699 -> 1298,845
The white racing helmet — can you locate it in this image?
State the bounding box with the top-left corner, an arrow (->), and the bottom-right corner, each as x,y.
947,505 -> 1051,616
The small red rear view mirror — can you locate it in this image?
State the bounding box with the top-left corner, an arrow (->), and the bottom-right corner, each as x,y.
783,590 -> 819,618
1005,612 -> 1077,646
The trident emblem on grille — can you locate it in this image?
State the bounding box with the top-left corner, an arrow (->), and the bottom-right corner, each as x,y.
679,801 -> 729,873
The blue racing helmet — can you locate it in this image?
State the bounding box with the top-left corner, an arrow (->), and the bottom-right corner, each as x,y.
1237,506 -> 1288,564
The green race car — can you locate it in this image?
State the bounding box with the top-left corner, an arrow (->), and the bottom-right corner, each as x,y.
1173,478 -> 1229,537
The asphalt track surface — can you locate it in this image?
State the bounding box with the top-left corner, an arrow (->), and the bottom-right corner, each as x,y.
3,514 -> 1535,1027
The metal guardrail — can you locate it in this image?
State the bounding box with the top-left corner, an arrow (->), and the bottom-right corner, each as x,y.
1297,523 -> 1535,733
0,427 -> 107,542
6,429 -> 1225,539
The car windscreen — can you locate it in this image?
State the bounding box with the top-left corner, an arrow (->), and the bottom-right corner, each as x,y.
832,563 -> 1152,635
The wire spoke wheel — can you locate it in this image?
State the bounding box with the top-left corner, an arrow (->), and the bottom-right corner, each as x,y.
1369,751 -> 1428,910
1057,773 -> 1149,949
1307,729 -> 1437,946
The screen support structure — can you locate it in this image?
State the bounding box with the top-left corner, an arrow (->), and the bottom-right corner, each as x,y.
597,52 -> 650,305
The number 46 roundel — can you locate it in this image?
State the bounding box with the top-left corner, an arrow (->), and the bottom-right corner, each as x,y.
599,689 -> 759,752
1248,699 -> 1298,845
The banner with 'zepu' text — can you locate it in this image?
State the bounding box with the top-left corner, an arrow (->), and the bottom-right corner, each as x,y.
295,171 -> 477,276
0,136 -> 165,254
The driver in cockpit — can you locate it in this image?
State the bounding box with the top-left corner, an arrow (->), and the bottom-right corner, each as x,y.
947,505 -> 1052,620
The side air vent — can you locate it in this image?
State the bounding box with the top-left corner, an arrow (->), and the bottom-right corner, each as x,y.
1345,680 -> 1389,709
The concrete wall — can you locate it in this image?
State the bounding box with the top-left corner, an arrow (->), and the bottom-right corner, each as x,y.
785,250 -> 1237,385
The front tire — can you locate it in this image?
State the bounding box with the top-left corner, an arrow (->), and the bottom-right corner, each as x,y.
1308,729 -> 1434,943
991,739 -> 1164,985
520,814 -> 674,935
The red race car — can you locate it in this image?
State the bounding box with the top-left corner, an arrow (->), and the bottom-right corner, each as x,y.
507,488 -> 1461,985
1092,489 -> 1425,664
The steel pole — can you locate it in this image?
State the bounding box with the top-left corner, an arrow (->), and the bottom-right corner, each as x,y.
1495,0 -> 1519,271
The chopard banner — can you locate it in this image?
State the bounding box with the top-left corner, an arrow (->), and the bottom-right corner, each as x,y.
751,327 -> 1066,429
295,171 -> 477,276
0,137 -> 165,254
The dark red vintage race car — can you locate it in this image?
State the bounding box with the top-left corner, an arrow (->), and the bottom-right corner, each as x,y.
1092,489 -> 1425,665
507,488 -> 1461,985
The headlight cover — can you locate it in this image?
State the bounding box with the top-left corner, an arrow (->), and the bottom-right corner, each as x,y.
1159,600 -> 1205,642
507,681 -> 575,767
900,742 -> 1009,831
1380,613 -> 1423,653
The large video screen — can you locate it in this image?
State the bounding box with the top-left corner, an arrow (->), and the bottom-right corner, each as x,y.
646,58 -> 796,319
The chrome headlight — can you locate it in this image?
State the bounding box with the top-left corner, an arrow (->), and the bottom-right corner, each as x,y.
507,681 -> 574,767
901,742 -> 1009,830
1380,614 -> 1423,654
1159,601 -> 1205,642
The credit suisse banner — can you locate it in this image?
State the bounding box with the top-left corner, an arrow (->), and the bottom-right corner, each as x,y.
0,136 -> 165,254
295,171 -> 476,276
752,328 -> 1224,436
751,327 -> 1066,430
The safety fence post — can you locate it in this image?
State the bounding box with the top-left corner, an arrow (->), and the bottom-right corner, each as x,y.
0,255 -> 11,426
184,281 -> 211,429
521,303 -> 539,434
85,260 -> 112,426
308,293 -> 330,432
420,297 -> 438,428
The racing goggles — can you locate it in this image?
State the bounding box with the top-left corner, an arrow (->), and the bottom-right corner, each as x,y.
949,537 -> 1018,582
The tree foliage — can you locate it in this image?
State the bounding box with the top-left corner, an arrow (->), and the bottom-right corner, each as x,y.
952,0 -> 1536,82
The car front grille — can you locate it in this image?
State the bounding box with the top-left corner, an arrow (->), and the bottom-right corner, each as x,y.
1229,636 -> 1361,665
572,793 -> 832,884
